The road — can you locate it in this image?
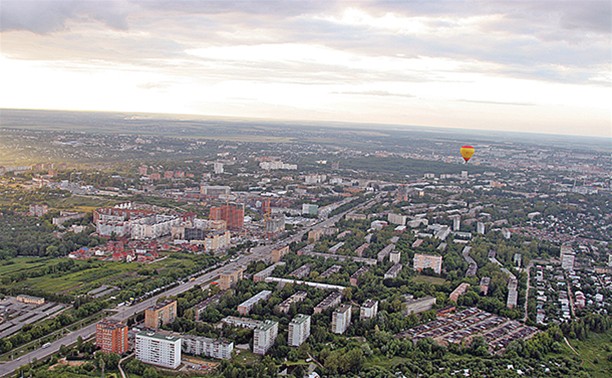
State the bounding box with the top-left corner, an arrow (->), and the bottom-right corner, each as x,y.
523,261 -> 533,322
0,195 -> 378,377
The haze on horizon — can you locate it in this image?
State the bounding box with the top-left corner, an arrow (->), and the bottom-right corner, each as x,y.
1,0 -> 610,138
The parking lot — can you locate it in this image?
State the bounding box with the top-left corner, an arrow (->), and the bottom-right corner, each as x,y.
398,307 -> 539,353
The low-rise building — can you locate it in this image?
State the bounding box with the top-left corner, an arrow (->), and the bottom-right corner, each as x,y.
479,277 -> 491,295
16,295 -> 45,305
237,290 -> 272,315
413,254 -> 443,274
404,295 -> 436,315
253,262 -> 285,283
377,244 -> 395,262
182,336 -> 233,360
388,213 -> 407,226
276,291 -> 307,314
384,263 -> 403,279
220,316 -> 263,329
314,291 -> 342,314
289,264 -> 311,279
449,283 -> 470,302
350,266 -> 369,286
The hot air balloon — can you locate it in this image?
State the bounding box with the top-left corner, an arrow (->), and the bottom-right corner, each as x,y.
460,145 -> 475,163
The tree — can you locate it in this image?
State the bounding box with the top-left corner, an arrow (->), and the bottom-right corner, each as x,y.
143,367 -> 159,378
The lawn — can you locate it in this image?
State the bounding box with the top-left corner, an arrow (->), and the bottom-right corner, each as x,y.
411,274 -> 448,285
566,331 -> 612,378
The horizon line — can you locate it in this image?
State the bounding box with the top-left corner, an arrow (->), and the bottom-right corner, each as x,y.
1,106 -> 610,140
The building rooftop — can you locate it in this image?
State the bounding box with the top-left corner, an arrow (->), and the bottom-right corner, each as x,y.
148,300 -> 176,311
98,319 -> 126,330
334,304 -> 351,314
257,320 -> 278,331
137,331 -> 180,343
238,290 -> 272,308
290,314 -> 311,325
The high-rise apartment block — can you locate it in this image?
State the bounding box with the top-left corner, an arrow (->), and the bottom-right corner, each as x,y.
135,331 -> 181,369
360,299 -> 378,320
288,314 -> 311,347
331,304 -> 352,334
253,320 -> 278,355
96,319 -> 128,354
560,245 -> 575,271
144,300 -> 177,329
209,203 -> 244,230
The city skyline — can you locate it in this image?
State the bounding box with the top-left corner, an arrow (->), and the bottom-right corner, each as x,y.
1,0 -> 611,137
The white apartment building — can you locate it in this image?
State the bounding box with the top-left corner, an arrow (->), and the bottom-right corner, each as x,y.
360,299 -> 378,320
182,336 -> 233,360
135,331 -> 181,369
331,304 -> 352,334
253,320 -> 278,355
288,314 -> 311,347
560,245 -> 575,271
387,213 -> 407,226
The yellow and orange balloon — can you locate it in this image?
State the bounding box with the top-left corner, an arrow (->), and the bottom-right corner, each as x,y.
460,145 -> 475,163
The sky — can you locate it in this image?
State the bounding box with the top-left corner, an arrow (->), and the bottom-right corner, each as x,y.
0,0 -> 610,137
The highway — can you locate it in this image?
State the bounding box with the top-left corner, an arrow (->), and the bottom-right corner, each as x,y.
0,195 -> 377,377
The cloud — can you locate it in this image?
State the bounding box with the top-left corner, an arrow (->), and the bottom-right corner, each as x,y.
458,99 -> 534,107
0,0 -> 609,137
0,0 -> 131,33
333,90 -> 415,98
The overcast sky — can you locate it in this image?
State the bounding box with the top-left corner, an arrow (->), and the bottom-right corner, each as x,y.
1,0 -> 610,137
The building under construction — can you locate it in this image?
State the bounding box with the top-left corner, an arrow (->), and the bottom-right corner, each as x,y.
210,203 -> 244,230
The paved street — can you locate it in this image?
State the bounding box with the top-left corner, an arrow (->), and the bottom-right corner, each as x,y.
0,196 -> 374,377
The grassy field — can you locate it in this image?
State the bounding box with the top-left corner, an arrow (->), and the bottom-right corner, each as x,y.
411,274 -> 448,285
567,331 -> 612,378
4,252 -> 212,296
10,260 -> 138,294
0,257 -> 55,276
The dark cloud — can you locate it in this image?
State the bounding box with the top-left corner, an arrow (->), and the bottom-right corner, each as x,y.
0,0 -> 131,33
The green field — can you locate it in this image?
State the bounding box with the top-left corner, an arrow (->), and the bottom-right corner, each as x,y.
567,331 -> 612,378
0,257 -> 51,275
411,274 -> 448,285
4,252 -> 213,296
